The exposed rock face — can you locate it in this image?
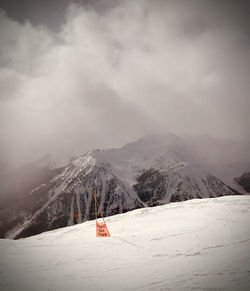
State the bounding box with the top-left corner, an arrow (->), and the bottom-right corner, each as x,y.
235,172 -> 250,193
133,164 -> 236,206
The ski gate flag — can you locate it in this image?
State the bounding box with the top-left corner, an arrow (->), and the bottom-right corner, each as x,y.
96,220 -> 111,237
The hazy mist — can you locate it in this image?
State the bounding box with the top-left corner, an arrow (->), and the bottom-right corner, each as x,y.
0,0 -> 249,166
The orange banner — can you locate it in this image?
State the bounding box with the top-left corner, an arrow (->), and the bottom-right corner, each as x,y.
96,220 -> 111,237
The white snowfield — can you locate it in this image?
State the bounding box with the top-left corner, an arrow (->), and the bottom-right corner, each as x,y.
1,196 -> 250,291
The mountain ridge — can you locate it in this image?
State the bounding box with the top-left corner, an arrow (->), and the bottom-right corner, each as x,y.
0,133 -> 246,239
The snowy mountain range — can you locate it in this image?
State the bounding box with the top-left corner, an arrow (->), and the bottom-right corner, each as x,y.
0,133 -> 248,239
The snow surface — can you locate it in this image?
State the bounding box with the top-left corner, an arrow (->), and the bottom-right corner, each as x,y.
1,196 -> 250,291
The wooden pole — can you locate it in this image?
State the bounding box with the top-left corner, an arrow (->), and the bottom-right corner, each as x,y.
92,189 -> 105,223
93,189 -> 98,220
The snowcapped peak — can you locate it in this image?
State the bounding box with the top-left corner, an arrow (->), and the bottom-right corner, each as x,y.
0,133 -> 242,240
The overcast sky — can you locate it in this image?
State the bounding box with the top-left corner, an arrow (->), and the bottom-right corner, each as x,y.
0,0 -> 249,165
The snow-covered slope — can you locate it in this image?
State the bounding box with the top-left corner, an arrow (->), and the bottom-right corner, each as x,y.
1,196 -> 250,291
0,134 -> 240,239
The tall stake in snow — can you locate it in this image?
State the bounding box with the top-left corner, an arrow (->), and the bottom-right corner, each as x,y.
93,189 -> 111,237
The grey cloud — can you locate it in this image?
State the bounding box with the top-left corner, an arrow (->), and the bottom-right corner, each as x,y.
0,0 -> 249,166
